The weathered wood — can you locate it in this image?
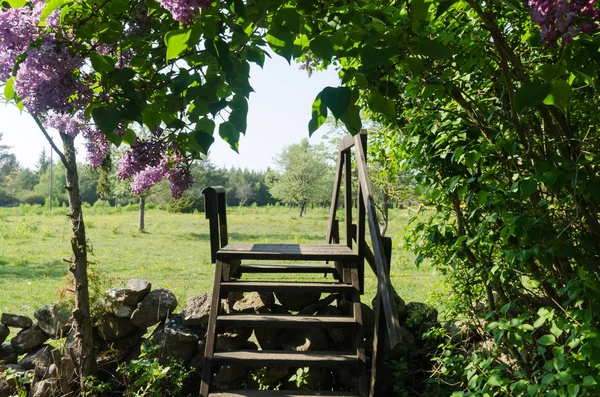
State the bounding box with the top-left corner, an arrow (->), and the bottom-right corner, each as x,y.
238,264 -> 336,274
217,313 -> 355,328
220,281 -> 354,294
209,390 -> 359,396
200,260 -> 225,397
344,149 -> 353,249
326,151 -> 344,245
216,243 -> 358,261
212,350 -> 357,368
339,134 -> 356,151
202,186 -> 226,264
217,190 -> 228,248
351,266 -> 367,397
354,135 -> 402,348
369,293 -> 387,397
356,132 -> 367,295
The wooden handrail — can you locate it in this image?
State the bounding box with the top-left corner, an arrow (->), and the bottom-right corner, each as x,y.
202,186 -> 227,264
354,134 -> 402,347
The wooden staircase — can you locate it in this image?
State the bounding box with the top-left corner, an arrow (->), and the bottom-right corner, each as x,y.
200,131 -> 402,397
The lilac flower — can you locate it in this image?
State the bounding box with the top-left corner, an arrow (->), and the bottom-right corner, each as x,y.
45,112 -> 83,137
84,127 -> 110,167
14,35 -> 90,114
117,139 -> 166,179
167,167 -> 193,198
528,0 -> 600,47
0,6 -> 38,81
130,164 -> 168,194
157,0 -> 212,25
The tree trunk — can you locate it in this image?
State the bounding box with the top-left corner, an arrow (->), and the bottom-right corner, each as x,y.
61,134 -> 96,387
139,195 -> 145,231
298,202 -> 306,217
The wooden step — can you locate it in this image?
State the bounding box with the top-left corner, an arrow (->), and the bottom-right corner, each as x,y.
216,243 -> 357,261
217,313 -> 355,328
208,391 -> 359,396
239,264 -> 337,274
220,281 -> 354,294
212,350 -> 357,368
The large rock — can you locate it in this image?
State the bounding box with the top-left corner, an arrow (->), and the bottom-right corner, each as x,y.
130,289 -> 177,328
280,328 -> 328,352
317,306 -> 347,344
19,344 -> 53,378
404,302 -> 438,336
0,325 -> 8,344
0,343 -> 17,364
338,300 -> 375,338
97,327 -> 146,369
95,299 -> 135,319
232,292 -> 275,313
96,314 -> 140,342
10,325 -> 49,355
255,304 -> 289,350
149,314 -> 199,365
30,378 -> 57,397
183,294 -> 212,326
106,288 -> 140,307
384,326 -> 416,360
1,313 -> 32,329
126,279 -> 152,303
275,291 -> 321,312
34,305 -> 71,338
216,327 -> 252,350
213,366 -> 247,389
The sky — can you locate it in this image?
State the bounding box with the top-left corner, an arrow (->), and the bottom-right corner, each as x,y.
0,55 -> 341,171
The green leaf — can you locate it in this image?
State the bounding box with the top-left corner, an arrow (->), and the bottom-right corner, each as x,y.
89,53 -> 116,72
543,79 -> 572,111
308,94 -> 327,135
520,178 -> 537,199
310,35 -> 334,60
487,373 -> 503,387
320,86 -> 352,119
514,82 -> 552,113
92,105 -> 119,136
4,77 -> 15,103
39,0 -> 68,25
537,334 -> 556,346
419,38 -> 452,60
411,0 -> 430,21
189,130 -> 214,154
219,121 -> 239,152
339,104 -> 362,135
247,47 -> 266,67
272,8 -> 301,34
360,45 -> 388,68
122,129 -> 137,145
582,376 -> 597,387
164,28 -> 192,62
142,106 -> 162,129
568,384 -> 580,397
368,91 -> 395,120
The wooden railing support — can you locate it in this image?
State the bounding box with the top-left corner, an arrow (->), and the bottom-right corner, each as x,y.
202,186 -> 227,264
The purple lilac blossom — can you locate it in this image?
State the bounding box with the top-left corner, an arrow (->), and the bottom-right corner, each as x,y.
528,0 -> 600,46
0,6 -> 38,81
157,0 -> 211,25
84,127 -> 110,167
14,35 -> 89,114
117,139 -> 166,179
45,112 -> 82,137
130,164 -> 168,194
167,167 -> 193,198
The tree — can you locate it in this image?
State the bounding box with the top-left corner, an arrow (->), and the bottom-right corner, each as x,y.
268,139 -> 332,216
36,147 -> 50,176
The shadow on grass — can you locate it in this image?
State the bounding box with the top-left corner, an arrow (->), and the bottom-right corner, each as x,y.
0,259 -> 67,280
181,232 -> 325,242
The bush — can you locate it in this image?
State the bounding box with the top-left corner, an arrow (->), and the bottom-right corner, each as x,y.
164,196 -> 203,213
0,189 -> 18,207
18,193 -> 45,206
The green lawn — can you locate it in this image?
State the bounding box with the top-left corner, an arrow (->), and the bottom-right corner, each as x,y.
0,204 -> 441,317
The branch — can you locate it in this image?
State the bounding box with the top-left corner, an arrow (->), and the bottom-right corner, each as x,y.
31,114 -> 70,171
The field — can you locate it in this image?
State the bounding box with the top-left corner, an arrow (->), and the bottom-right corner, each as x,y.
0,204 -> 442,317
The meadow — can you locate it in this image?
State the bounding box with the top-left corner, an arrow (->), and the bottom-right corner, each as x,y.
0,203 -> 442,317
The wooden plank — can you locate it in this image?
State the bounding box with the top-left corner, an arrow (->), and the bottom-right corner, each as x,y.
369,293 -> 387,397
216,243 -> 358,261
209,390 -> 359,396
200,260 -> 225,397
354,135 -> 401,348
351,267 -> 368,397
217,191 -> 228,248
212,350 -> 357,368
220,281 -> 354,294
217,313 -> 355,328
339,134 -> 355,151
344,150 -> 353,249
238,264 -> 336,274
356,132 -> 367,294
326,151 -> 344,245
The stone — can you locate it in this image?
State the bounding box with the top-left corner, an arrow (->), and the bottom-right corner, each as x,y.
254,304 -> 289,350
0,325 -> 8,344
275,291 -> 321,312
384,326 -> 416,360
182,294 -> 212,326
1,313 -> 32,329
339,300 -> 375,338
213,366 -> 247,389
95,313 -> 140,342
298,294 -> 337,315
332,367 -> 357,389
10,325 -> 49,355
19,344 -> 53,378
280,328 -> 328,352
126,279 -> 152,303
149,314 -> 199,365
130,289 -> 177,328
30,378 -> 57,397
97,327 -> 146,369
216,327 -> 252,350
188,339 -> 205,371
0,343 -> 17,364
404,302 -> 438,334
0,378 -> 13,397
249,366 -> 290,389
317,306 -> 347,344
106,288 -> 140,306
34,305 -> 71,338
233,292 -> 275,313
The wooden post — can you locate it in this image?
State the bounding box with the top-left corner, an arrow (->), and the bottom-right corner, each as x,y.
356,131 -> 367,293
344,149 -> 353,249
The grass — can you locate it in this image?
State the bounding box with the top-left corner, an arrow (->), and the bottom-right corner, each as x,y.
0,204 -> 441,317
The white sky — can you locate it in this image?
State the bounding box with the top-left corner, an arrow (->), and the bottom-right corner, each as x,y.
0,55 -> 340,171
